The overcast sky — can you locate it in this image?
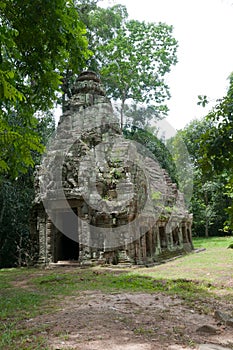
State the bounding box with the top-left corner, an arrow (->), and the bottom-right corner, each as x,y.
101,0 -> 233,132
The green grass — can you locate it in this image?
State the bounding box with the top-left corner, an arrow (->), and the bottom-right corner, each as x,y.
0,236 -> 232,349
0,269 -> 50,349
193,235 -> 233,248
135,236 -> 233,286
32,270 -> 212,299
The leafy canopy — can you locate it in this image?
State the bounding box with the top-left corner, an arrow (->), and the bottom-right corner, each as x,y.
198,74 -> 233,229
124,126 -> 178,185
0,113 -> 55,268
0,0 -> 90,177
169,119 -> 229,236
82,4 -> 178,128
100,19 -> 178,127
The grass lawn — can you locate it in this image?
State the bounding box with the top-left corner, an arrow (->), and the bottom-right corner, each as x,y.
134,236 -> 233,285
193,235 -> 233,248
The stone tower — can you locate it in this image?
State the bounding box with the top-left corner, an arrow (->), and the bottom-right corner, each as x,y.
31,71 -> 193,266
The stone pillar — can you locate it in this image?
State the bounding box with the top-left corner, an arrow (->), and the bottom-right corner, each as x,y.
29,208 -> 39,264
140,235 -> 147,262
134,239 -> 140,264
178,224 -> 183,246
165,219 -> 174,250
46,216 -> 53,263
154,224 -> 161,255
79,215 -> 91,261
158,221 -> 167,249
147,229 -> 153,258
187,221 -> 194,249
38,210 -> 47,264
181,221 -> 188,243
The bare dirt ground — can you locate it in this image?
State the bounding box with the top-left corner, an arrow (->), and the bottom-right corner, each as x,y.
22,269 -> 233,350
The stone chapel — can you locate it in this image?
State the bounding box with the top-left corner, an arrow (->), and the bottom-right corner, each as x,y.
31,71 -> 193,266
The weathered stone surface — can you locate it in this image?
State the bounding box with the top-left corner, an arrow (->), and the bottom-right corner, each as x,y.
32,71 -> 193,265
168,346 -> 194,350
214,310 -> 230,323
214,310 -> 233,327
198,345 -> 232,350
226,319 -> 233,327
196,325 -> 219,334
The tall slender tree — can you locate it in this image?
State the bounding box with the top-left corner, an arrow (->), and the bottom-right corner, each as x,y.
99,19 -> 178,129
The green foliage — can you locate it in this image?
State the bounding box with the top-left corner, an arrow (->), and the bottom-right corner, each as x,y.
197,95 -> 209,107
82,4 -> 178,128
151,191 -> 162,201
0,0 -> 90,177
83,4 -> 128,71
198,74 -> 233,229
0,177 -> 35,268
167,131 -> 193,204
169,119 -> 230,236
0,114 -> 55,268
124,103 -> 160,131
1,0 -> 90,101
100,19 -> 177,127
123,127 -> 178,184
58,2 -> 127,102
0,116 -> 44,178
192,174 -> 229,237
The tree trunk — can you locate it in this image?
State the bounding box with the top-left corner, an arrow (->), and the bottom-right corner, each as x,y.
205,220 -> 209,238
120,99 -> 125,130
0,200 -> 5,249
204,191 -> 209,238
17,234 -> 23,267
0,205 -> 4,225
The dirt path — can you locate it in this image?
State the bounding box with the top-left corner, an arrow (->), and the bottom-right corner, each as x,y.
25,289 -> 233,350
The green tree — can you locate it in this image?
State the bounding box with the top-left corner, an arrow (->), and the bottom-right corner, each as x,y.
169,119 -> 230,236
0,0 -> 90,177
191,171 -> 228,237
99,19 -> 178,129
166,130 -> 193,205
124,126 -> 178,184
0,113 -> 55,268
60,0 -> 102,104
123,103 -> 160,132
59,3 -> 127,105
80,4 -> 177,129
82,4 -> 128,72
198,74 -> 233,230
85,4 -> 127,47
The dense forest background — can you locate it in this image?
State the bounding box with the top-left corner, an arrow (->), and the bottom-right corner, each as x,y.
0,0 -> 232,267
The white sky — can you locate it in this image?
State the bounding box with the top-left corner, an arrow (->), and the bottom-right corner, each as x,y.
100,0 -> 233,131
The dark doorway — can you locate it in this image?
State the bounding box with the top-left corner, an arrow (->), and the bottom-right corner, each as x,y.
159,226 -> 167,248
55,208 -> 79,261
172,227 -> 180,246
58,234 -> 79,260
145,231 -> 152,257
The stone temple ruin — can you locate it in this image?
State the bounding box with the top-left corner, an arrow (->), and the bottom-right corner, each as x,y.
31,71 -> 193,266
